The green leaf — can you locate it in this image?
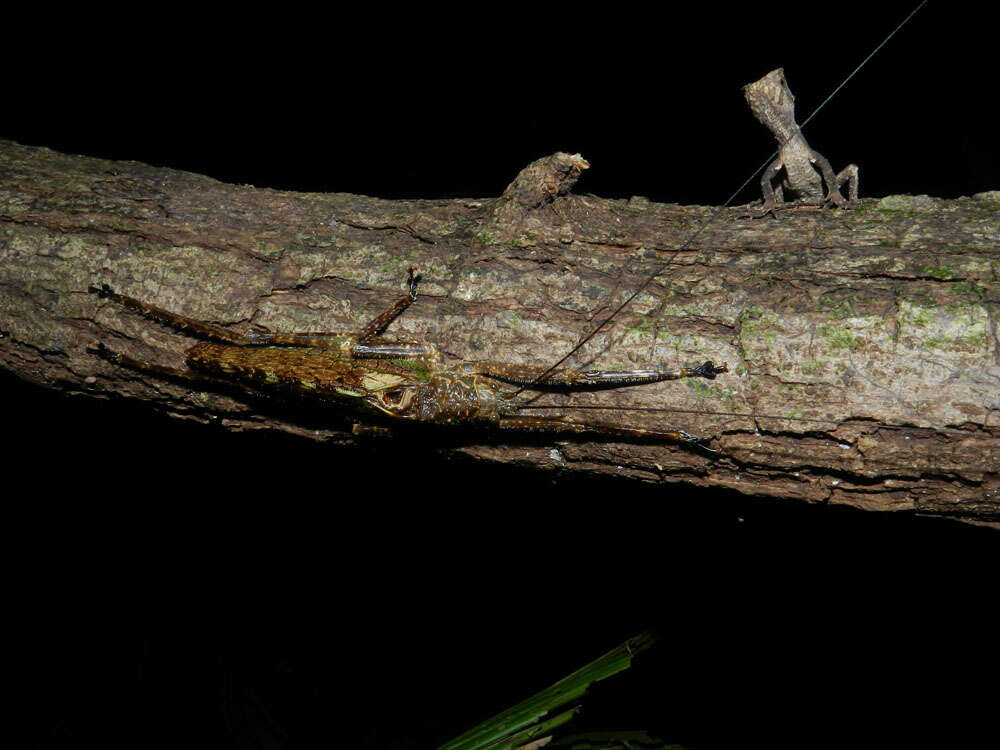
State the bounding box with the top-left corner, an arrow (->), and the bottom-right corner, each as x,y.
437,632 -> 655,750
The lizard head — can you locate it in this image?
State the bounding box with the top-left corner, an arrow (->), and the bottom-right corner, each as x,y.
742,67 -> 798,143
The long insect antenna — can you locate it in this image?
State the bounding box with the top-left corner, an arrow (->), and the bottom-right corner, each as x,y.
514,0 -> 929,398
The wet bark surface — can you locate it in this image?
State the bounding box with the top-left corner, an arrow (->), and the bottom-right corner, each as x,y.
2,139 -> 998,525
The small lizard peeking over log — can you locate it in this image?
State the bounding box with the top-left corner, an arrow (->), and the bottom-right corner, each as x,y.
744,68 -> 859,216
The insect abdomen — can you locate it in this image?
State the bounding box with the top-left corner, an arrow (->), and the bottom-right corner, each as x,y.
185,342 -> 404,396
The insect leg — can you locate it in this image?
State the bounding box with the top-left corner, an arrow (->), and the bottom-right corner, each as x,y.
90,284 -> 252,344
470,360 -> 727,389
91,280 -> 438,357
496,415 -> 716,452
90,342 -> 230,387
355,267 -> 420,343
347,269 -> 443,361
352,339 -> 440,360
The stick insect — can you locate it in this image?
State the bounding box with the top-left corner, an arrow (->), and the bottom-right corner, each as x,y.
89,270 -> 728,451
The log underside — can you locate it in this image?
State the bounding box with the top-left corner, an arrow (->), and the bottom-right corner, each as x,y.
2,140 -> 998,526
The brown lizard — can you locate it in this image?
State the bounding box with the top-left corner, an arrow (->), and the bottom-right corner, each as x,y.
743,68 -> 859,216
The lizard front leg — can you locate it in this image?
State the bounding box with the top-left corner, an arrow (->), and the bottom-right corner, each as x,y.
748,157 -> 785,218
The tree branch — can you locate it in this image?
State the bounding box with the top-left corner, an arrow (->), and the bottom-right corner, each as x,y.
2,139 -> 998,525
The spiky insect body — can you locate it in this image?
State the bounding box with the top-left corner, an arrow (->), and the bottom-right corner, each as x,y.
90,270 -> 726,451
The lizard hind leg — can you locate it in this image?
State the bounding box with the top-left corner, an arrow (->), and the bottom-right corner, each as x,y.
810,150 -> 858,208
837,164 -> 859,201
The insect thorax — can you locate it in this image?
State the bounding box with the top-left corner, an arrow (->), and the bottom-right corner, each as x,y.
388,375 -> 512,424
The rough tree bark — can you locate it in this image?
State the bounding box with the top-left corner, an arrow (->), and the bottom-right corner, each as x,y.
2,139 -> 998,525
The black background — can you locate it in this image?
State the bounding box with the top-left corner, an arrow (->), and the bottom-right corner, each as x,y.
3,4 -> 999,748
